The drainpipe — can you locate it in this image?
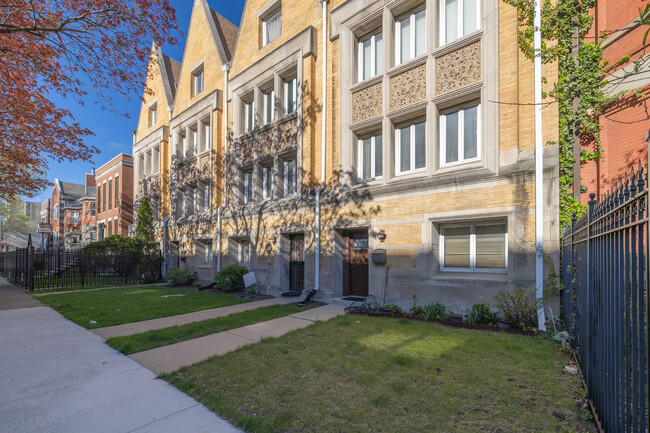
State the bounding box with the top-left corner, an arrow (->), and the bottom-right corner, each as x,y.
217,63 -> 231,271
314,0 -> 328,294
162,217 -> 169,276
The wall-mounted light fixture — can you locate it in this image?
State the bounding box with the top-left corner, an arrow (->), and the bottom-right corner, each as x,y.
377,229 -> 386,242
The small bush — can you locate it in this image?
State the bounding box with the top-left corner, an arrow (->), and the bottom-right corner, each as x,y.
165,267 -> 198,287
494,285 -> 539,329
412,302 -> 448,320
139,254 -> 164,284
214,264 -> 248,291
468,303 -> 497,326
380,303 -> 403,315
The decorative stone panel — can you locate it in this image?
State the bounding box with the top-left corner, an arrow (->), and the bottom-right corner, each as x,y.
258,127 -> 275,156
390,64 -> 427,111
186,157 -> 198,185
199,154 -> 210,180
174,162 -> 186,185
137,181 -> 144,197
239,134 -> 254,162
352,82 -> 382,124
435,42 -> 481,95
278,116 -> 298,151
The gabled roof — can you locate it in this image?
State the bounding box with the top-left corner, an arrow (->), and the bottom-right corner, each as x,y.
197,0 -> 237,64
156,44 -> 181,106
57,180 -> 86,200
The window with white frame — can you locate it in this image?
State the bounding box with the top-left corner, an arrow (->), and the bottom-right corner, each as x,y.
54,206 -> 59,219
284,77 -> 297,115
202,182 -> 210,212
201,120 -> 210,152
262,165 -> 273,200
180,191 -> 186,217
189,127 -> 198,156
395,120 -> 426,175
283,159 -> 297,196
243,170 -> 254,204
358,30 -> 383,82
440,103 -> 480,166
441,0 -> 479,45
237,239 -> 251,263
180,134 -> 187,159
192,67 -> 204,97
440,222 -> 507,271
205,240 -> 213,263
149,103 -> 157,127
244,100 -> 254,133
263,89 -> 275,124
71,211 -> 79,224
395,8 -> 426,65
357,133 -> 383,181
262,10 -> 281,46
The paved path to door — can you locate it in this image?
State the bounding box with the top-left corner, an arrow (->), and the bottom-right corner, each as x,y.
0,278 -> 242,433
129,304 -> 345,375
93,296 -> 298,339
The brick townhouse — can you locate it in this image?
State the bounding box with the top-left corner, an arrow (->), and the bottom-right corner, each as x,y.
135,0 -> 560,311
95,154 -> 135,240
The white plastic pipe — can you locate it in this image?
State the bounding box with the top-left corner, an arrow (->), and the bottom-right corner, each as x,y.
314,0 -> 328,293
534,0 -> 547,331
217,63 -> 230,271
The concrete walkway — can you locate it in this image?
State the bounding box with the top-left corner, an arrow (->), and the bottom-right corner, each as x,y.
130,304 -> 345,375
93,296 -> 297,339
0,278 -> 242,433
0,279 -> 42,310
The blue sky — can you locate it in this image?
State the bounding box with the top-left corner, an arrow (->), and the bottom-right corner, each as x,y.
28,0 -> 245,203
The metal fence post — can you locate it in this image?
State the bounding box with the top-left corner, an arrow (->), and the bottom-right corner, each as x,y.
80,248 -> 85,287
124,249 -> 128,284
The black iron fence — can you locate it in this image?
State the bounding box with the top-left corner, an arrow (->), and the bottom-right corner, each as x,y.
0,246 -> 161,291
562,149 -> 648,432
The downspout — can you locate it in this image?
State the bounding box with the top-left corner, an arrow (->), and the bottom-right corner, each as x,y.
315,0 -> 328,294
217,63 -> 230,271
162,217 -> 169,276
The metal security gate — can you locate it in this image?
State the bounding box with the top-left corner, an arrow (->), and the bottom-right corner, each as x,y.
562,143 -> 648,433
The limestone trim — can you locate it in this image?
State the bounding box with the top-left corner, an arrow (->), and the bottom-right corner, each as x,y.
390,63 -> 427,111
431,29 -> 482,57
352,82 -> 383,123
435,41 -> 481,95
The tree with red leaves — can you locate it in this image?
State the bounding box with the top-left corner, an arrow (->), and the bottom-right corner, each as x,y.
0,1 -> 179,200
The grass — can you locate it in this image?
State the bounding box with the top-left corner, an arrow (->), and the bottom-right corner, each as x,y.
37,286 -> 249,329
33,275 -> 139,291
163,315 -> 592,433
107,304 -> 304,355
32,283 -> 141,294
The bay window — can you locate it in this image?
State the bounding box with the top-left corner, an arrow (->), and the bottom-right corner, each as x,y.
395,120 -> 426,175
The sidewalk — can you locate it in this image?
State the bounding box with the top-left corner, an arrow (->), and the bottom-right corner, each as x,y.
0,277 -> 242,433
93,295 -> 297,339
130,304 -> 345,375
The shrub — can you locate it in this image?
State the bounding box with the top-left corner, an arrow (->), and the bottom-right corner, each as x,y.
139,254 -> 163,284
494,285 -> 539,329
412,302 -> 448,320
468,303 -> 497,326
214,264 -> 248,291
380,303 -> 403,315
165,267 -> 198,287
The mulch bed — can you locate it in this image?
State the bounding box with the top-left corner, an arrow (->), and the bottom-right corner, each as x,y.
349,310 -> 536,337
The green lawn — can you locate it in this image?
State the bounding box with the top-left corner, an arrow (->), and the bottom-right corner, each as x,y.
163,315 -> 593,433
107,304 -> 304,355
33,283 -> 139,294
37,286 -> 249,329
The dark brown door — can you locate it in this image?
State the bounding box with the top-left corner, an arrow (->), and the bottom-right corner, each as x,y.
289,234 -> 304,292
342,231 -> 368,297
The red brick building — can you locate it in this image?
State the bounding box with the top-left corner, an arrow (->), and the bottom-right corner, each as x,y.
95,154 -> 134,240
40,173 -> 96,250
582,0 -> 650,202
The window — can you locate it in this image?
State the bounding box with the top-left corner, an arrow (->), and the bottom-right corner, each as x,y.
181,134 -> 187,159
114,219 -> 118,235
244,170 -> 254,204
71,211 -> 79,224
441,103 -> 480,166
395,8 -> 426,65
90,232 -> 95,243
149,104 -> 157,127
284,77 -> 297,114
395,120 -> 426,175
202,120 -> 210,152
188,128 -> 198,157
202,182 -> 210,212
357,134 -> 383,181
205,241 -> 213,263
96,188 -> 100,214
283,159 -> 297,196
238,239 -> 251,263
54,207 -> 59,219
358,31 -> 383,81
103,183 -> 107,212
108,180 -> 112,209
192,188 -> 197,215
244,100 -> 254,133
262,165 -> 273,200
262,10 -> 281,46
440,222 -> 507,271
180,191 -> 186,217
441,0 -> 479,45
108,220 -> 112,236
115,176 -> 119,209
192,67 -> 204,97
264,89 -> 275,124
91,202 -> 96,216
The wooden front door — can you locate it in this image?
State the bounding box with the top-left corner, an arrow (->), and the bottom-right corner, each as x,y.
289,234 -> 304,292
342,231 -> 368,297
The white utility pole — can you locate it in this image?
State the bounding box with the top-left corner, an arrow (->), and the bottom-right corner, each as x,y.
534,0 -> 547,331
